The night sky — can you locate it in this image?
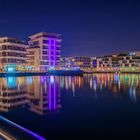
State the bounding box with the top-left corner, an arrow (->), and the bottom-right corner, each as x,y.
0,0 -> 140,57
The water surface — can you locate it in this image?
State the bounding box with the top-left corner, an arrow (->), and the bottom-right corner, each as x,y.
0,74 -> 140,140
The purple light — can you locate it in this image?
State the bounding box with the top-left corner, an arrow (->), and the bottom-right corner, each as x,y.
54,77 -> 56,110
49,39 -> 51,68
48,38 -> 56,69
49,77 -> 52,110
0,115 -> 46,140
54,39 -> 56,68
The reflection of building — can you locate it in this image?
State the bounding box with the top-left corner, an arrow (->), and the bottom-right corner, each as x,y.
0,77 -> 28,112
60,73 -> 140,102
27,76 -> 61,115
27,32 -> 61,71
86,74 -> 140,102
0,37 -> 28,72
0,74 -> 140,113
0,76 -> 62,114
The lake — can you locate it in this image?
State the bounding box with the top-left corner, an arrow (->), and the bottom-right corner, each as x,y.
0,74 -> 140,140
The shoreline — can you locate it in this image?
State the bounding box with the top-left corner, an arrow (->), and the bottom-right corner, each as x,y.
0,70 -> 83,77
0,71 -> 139,77
84,71 -> 140,74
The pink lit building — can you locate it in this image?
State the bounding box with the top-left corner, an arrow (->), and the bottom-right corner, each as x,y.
27,32 -> 61,71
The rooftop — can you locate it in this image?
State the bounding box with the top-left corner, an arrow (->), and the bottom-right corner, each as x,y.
29,32 -> 61,39
0,37 -> 26,45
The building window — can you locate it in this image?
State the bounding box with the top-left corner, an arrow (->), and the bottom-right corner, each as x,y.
43,40 -> 49,44
29,51 -> 34,55
51,46 -> 54,49
42,51 -> 48,55
51,40 -> 54,44
42,56 -> 48,60
32,41 -> 39,45
43,46 -> 48,49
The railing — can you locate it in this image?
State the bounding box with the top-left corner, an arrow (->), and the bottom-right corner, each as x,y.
0,115 -> 46,140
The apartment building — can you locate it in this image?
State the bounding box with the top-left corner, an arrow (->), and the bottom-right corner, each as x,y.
26,47 -> 40,71
118,52 -> 140,71
27,32 -> 61,71
0,37 -> 28,72
60,57 -> 74,69
60,56 -> 92,70
92,52 -> 140,72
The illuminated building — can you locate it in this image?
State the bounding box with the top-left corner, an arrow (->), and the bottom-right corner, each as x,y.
94,55 -> 119,72
27,32 -> 61,71
60,57 -> 75,70
91,57 -> 98,69
70,56 -> 91,70
60,56 -> 92,71
92,52 -> 140,72
0,37 -> 28,72
117,52 -> 140,72
26,48 -> 40,71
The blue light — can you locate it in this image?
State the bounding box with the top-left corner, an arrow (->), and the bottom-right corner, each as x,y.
8,67 -> 14,72
6,65 -> 15,73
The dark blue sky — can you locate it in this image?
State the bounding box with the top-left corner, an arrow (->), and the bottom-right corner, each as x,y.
0,0 -> 140,57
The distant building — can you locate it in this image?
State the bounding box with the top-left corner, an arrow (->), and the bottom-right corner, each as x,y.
91,57 -> 98,69
27,32 -> 61,71
60,57 -> 73,69
93,52 -> 140,72
0,37 -> 27,72
60,56 -> 92,70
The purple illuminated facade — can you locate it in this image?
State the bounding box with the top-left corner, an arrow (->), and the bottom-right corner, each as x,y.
27,32 -> 61,71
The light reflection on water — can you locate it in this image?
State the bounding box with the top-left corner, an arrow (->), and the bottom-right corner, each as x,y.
60,74 -> 140,103
0,76 -> 61,115
0,74 -> 140,115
